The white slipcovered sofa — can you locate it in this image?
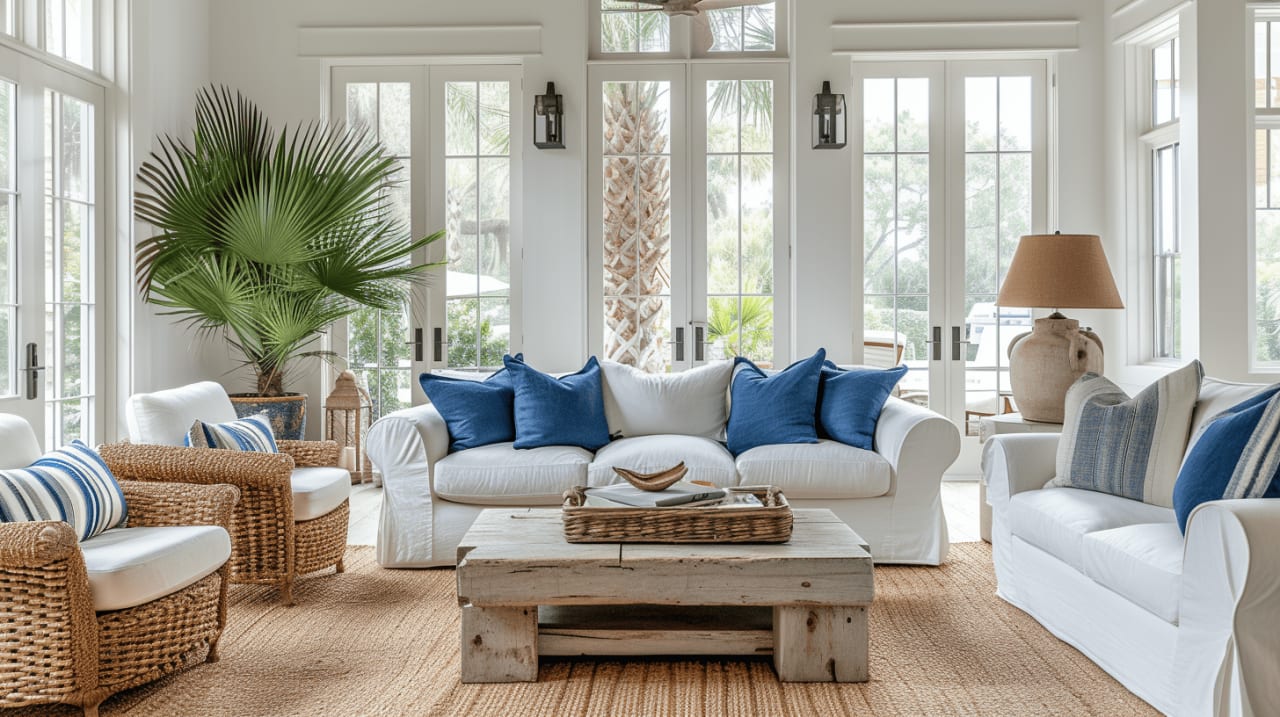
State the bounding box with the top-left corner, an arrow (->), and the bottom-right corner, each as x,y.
984,378 -> 1280,717
367,361 -> 960,568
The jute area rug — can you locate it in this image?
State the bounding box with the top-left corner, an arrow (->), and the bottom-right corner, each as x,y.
18,543 -> 1156,717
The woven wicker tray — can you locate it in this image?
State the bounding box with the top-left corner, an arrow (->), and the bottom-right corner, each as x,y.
561,485 -> 793,544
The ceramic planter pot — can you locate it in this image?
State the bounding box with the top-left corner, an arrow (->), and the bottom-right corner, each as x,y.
228,393 -> 307,441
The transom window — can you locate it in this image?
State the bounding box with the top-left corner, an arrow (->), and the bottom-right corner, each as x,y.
593,0 -> 786,59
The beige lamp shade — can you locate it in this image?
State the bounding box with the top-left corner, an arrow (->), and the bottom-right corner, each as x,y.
996,234 -> 1124,310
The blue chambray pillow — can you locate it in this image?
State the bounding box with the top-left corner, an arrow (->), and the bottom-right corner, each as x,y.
185,413 -> 279,452
1173,385 -> 1280,533
817,362 -> 908,450
504,355 -> 610,451
419,358 -> 518,452
726,349 -> 827,456
0,441 -> 128,541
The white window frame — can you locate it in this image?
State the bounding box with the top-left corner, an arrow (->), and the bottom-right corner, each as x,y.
1249,7 -> 1280,371
589,0 -> 789,61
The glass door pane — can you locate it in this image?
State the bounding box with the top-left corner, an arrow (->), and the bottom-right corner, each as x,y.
0,78 -> 13,400
601,79 -> 674,373
859,73 -> 936,406
959,74 -> 1035,436
342,79 -> 415,417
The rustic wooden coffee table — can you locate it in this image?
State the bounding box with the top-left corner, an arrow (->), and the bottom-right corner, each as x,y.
456,508 -> 873,683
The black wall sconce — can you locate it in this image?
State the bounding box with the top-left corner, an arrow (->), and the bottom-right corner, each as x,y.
812,81 -> 847,150
534,82 -> 565,149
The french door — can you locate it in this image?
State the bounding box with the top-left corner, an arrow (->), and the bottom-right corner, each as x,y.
0,47 -> 105,449
330,65 -> 520,418
853,60 -> 1047,440
588,62 -> 789,372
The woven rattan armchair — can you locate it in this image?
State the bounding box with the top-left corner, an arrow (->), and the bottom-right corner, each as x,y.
0,480 -> 238,717
99,441 -> 349,605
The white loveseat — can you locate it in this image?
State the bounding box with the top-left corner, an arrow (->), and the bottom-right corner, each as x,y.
984,378 -> 1280,717
367,362 -> 960,568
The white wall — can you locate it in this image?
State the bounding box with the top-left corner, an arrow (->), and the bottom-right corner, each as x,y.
129,0 -> 230,406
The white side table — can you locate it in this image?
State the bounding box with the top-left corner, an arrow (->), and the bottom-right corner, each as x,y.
977,413 -> 1063,542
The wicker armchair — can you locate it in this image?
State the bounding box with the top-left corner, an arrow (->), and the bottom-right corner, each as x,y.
0,480 -> 238,717
99,440 -> 349,606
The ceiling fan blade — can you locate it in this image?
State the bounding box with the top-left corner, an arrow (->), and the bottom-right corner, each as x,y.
694,0 -> 775,10
692,12 -> 715,53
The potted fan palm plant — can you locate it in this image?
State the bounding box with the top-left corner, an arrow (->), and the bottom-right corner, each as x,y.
134,87 -> 441,439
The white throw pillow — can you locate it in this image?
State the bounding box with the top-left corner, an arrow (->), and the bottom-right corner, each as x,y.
600,360 -> 733,439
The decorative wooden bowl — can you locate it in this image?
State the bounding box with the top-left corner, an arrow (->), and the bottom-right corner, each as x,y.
612,462 -> 688,491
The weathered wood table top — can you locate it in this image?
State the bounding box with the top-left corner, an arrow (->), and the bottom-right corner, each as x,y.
455,508 -> 874,684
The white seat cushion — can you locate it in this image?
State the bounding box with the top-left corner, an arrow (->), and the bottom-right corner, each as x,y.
1082,523 -> 1184,624
588,435 -> 737,488
734,440 -> 891,499
291,467 -> 351,521
434,442 -> 592,505
1009,487 -> 1175,571
80,526 -> 232,612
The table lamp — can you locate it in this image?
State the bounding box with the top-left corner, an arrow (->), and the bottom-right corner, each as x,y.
995,233 -> 1124,423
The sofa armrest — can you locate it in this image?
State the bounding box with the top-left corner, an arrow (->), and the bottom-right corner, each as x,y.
982,433 -> 1061,510
365,404 -> 451,566
1176,498 -> 1280,717
874,397 -> 960,498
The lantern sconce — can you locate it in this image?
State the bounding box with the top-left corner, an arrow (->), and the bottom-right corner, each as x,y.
812,80 -> 847,150
534,81 -> 565,149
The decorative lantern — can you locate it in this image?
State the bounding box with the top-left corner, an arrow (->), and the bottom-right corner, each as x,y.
812,80 -> 847,150
534,81 -> 565,149
325,370 -> 373,484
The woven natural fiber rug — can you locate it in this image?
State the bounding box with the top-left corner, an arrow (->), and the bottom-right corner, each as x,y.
17,543 -> 1156,717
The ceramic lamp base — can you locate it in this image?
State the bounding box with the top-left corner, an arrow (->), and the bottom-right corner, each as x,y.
1007,316 -> 1104,423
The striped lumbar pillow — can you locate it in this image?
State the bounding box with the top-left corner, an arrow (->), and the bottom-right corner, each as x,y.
185,413 -> 279,452
0,441 -> 129,541
1051,360 -> 1204,507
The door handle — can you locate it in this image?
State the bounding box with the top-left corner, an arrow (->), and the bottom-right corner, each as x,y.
674,326 -> 685,363
432,328 -> 447,363
406,328 -> 424,362
22,343 -> 45,400
952,326 -> 972,362
693,323 -> 706,362
923,326 -> 943,361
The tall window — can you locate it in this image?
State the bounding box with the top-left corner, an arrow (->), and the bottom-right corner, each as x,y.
444,81 -> 512,371
0,80 -> 12,398
44,90 -> 95,445
1254,18 -> 1280,363
1146,36 -> 1181,359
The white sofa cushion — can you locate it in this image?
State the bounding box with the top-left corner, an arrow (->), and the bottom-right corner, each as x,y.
434,443 -> 592,505
734,440 -> 891,499
600,360 -> 732,439
1010,487 -> 1175,571
1082,523 -> 1184,624
291,467 -> 351,521
588,435 -> 737,487
80,526 -> 232,612
127,381 -> 238,447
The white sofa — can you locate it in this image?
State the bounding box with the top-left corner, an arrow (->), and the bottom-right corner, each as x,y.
984,378 -> 1280,717
367,363 -> 960,568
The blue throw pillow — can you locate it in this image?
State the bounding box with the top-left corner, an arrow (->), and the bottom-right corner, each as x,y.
0,441 -> 128,541
726,349 -> 827,456
185,413 -> 278,452
419,360 -> 520,452
504,355 -> 611,451
1173,386 -> 1280,533
817,363 -> 908,450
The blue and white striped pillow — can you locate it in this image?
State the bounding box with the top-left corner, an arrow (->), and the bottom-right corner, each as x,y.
0,441 -> 129,541
185,413 -> 279,452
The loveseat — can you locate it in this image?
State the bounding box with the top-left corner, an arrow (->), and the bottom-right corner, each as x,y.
367,360 -> 960,568
985,377 -> 1280,717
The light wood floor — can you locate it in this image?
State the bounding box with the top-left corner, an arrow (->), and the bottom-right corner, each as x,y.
346,479 -> 984,546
